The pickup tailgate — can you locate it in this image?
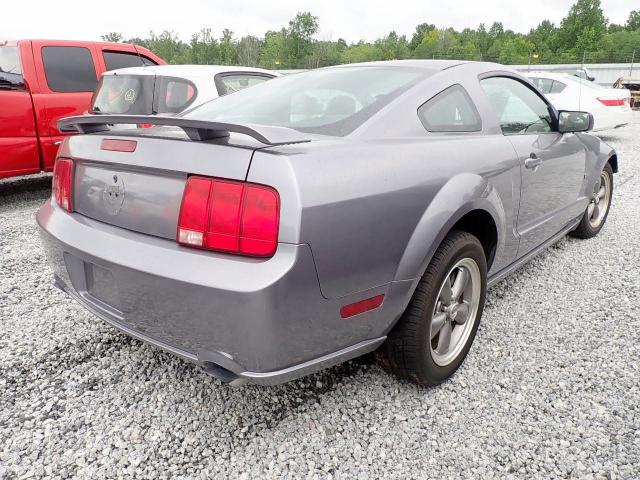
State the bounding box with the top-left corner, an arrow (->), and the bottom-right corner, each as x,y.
66,132 -> 254,240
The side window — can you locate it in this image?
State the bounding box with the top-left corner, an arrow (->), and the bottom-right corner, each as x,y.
103,51 -> 156,71
480,76 -> 553,135
157,77 -> 197,114
529,77 -> 553,94
215,74 -> 274,96
418,84 -> 481,132
42,46 -> 97,93
550,80 -> 567,94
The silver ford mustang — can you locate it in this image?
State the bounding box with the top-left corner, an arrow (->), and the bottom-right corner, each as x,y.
38,60 -> 616,387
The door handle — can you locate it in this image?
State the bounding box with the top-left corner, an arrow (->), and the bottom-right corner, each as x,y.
524,153 -> 542,170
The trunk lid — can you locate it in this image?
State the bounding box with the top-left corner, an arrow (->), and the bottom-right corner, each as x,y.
66,130 -> 255,240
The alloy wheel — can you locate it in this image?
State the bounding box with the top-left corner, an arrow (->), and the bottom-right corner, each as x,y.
429,258 -> 482,367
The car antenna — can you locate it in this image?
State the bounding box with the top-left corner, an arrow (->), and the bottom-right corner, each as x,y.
134,45 -> 146,67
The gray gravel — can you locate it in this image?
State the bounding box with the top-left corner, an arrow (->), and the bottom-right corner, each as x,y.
1,114 -> 639,479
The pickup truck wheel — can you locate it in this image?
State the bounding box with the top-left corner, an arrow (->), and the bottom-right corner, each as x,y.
376,230 -> 487,386
570,163 -> 614,239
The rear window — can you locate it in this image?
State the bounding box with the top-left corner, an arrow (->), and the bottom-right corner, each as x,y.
91,74 -> 197,115
91,75 -> 155,114
186,66 -> 427,136
0,46 -> 24,90
529,77 -> 567,95
550,80 -> 566,93
103,51 -> 157,71
215,73 -> 274,96
530,77 -> 553,94
42,46 -> 97,92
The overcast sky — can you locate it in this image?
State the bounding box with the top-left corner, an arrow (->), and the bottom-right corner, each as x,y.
2,0 -> 634,43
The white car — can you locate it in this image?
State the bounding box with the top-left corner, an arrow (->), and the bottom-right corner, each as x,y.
526,72 -> 632,132
90,65 -> 279,117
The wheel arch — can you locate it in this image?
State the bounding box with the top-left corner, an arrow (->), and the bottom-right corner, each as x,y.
607,153 -> 618,173
393,173 -> 506,286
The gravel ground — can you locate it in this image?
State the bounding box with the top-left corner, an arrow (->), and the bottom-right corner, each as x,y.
1,115 -> 639,479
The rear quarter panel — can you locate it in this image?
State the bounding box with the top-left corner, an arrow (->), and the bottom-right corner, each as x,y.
248,135 -> 520,299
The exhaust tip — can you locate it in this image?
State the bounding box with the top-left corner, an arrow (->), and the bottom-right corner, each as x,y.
201,362 -> 248,387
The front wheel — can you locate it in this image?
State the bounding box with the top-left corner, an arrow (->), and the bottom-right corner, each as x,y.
570,163 -> 614,239
376,231 -> 487,386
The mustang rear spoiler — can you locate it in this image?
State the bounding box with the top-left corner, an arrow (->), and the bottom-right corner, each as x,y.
58,115 -> 311,146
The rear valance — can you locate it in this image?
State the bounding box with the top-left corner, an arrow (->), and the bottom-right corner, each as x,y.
58,115 -> 311,146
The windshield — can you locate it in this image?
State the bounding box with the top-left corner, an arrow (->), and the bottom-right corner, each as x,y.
184,66 -> 427,136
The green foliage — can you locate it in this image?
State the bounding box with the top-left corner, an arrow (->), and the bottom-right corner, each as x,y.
626,11 -> 640,31
101,32 -> 123,43
557,0 -> 607,53
108,2 -> 639,68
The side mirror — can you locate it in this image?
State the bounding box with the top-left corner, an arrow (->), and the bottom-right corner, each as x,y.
558,110 -> 594,133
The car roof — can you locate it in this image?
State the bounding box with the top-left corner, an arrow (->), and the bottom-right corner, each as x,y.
328,59 -> 468,71
103,64 -> 279,77
324,60 -> 516,77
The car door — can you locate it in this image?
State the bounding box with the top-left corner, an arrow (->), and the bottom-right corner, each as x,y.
30,41 -> 101,171
0,42 -> 40,178
480,75 -> 586,256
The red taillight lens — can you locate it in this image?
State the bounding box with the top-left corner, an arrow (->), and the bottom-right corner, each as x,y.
177,177 -> 280,257
52,158 -> 74,212
597,98 -> 624,107
137,123 -> 155,129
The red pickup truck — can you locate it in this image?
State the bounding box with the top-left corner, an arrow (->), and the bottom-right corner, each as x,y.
0,39 -> 165,179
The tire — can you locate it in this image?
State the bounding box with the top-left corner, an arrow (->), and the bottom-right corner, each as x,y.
570,162 -> 614,239
376,230 -> 487,386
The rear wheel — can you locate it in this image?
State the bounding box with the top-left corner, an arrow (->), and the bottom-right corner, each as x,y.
376,230 -> 487,386
570,163 -> 613,239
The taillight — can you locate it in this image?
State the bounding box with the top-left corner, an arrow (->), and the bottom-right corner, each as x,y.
177,177 -> 280,257
52,158 -> 74,212
137,123 -> 155,129
597,98 -> 624,107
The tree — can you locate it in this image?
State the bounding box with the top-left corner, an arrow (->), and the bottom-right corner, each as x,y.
557,0 -> 607,52
375,32 -> 410,60
626,10 -> 640,31
104,2 -> 635,68
419,28 -> 461,58
101,32 -> 122,43
237,36 -> 261,67
497,37 -> 535,64
218,29 -> 238,65
146,31 -> 190,64
286,12 -> 319,67
259,29 -> 287,68
409,23 -> 436,51
189,28 -> 219,65
527,20 -> 558,61
341,42 -> 380,63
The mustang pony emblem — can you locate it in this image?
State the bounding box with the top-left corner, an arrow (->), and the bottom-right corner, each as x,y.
103,174 -> 125,215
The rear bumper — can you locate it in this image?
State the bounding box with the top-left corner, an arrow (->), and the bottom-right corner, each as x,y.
36,200 -> 399,385
592,108 -> 633,132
